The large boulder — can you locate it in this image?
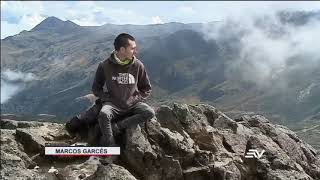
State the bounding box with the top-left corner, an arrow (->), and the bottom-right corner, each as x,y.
88,164 -> 137,180
0,129 -> 38,179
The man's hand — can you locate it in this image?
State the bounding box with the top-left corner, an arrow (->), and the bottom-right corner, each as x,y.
128,93 -> 142,106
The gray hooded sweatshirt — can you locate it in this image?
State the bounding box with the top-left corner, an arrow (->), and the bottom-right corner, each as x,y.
92,53 -> 152,109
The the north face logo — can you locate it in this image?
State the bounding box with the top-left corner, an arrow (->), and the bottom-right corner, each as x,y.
112,73 -> 135,84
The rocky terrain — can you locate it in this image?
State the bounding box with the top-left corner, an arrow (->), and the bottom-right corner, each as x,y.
1,103 -> 319,180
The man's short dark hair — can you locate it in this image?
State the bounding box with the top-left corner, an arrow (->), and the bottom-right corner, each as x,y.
114,33 -> 135,51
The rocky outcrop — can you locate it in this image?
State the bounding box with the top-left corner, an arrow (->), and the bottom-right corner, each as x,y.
1,103 -> 319,180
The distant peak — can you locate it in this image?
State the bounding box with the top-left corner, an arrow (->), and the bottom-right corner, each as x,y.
37,16 -> 65,26
31,16 -> 79,32
44,16 -> 63,22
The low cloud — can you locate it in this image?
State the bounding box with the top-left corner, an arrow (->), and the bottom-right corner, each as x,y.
1,80 -> 22,104
1,69 -> 37,104
202,10 -> 320,90
152,16 -> 164,24
2,69 -> 37,82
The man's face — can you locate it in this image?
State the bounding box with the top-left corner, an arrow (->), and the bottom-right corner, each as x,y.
120,39 -> 137,60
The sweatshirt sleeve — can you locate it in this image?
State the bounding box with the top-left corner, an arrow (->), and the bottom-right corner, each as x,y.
92,62 -> 106,99
138,63 -> 152,99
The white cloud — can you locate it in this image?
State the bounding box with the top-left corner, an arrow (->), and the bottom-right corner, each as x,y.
152,16 -> 164,24
1,1 -> 44,19
291,19 -> 320,62
202,9 -> 320,89
24,14 -> 46,26
2,69 -> 37,82
104,8 -> 150,25
71,15 -> 105,26
63,4 -> 107,26
1,69 -> 38,104
1,14 -> 46,39
178,6 -> 196,15
1,80 -> 21,104
60,2 -> 151,26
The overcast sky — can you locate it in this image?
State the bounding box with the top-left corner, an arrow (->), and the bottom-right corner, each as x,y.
1,1 -> 320,39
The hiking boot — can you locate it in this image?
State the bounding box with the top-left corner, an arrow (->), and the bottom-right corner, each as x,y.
99,156 -> 119,165
87,123 -> 101,146
99,156 -> 113,165
65,116 -> 80,137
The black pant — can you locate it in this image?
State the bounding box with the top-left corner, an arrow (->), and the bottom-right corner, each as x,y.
79,101 -> 155,146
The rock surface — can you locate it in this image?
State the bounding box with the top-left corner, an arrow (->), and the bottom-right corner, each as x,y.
1,103 -> 319,180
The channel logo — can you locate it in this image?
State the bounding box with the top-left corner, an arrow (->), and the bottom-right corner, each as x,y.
245,149 -> 265,159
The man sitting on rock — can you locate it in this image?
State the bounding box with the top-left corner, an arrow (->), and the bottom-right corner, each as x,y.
66,33 -> 155,147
